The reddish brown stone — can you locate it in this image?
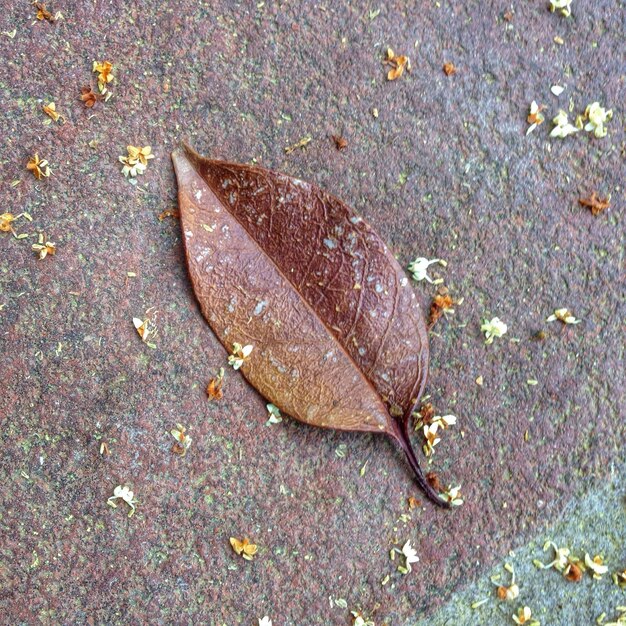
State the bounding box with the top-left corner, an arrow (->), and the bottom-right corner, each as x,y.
0,1 -> 623,624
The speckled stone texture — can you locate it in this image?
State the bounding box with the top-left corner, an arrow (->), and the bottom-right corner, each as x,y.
0,1 -> 623,625
418,467 -> 626,625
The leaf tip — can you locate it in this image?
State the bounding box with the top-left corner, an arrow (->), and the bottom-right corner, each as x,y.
181,141 -> 203,161
171,142 -> 201,172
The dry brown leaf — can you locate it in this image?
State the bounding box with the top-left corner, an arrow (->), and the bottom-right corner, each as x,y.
172,144 -> 449,507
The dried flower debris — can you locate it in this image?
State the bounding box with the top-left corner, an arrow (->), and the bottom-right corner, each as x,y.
614,570 -> 626,588
228,342 -> 253,370
129,145 -> 154,167
32,233 -> 56,259
107,485 -> 137,517
495,563 -> 520,601
443,62 -> 456,76
428,292 -> 453,322
1,212 -> 31,238
540,542 -> 568,570
436,414 -> 457,429
384,48 -> 410,81
407,496 -> 421,509
422,418 -> 455,456
120,145 -> 155,178
471,598 -> 489,609
534,541 -> 576,574
426,471 -> 443,492
79,86 -> 103,108
414,401 -> 457,457
158,208 -> 180,221
351,610 -> 375,626
582,102 -> 613,138
42,102 -> 62,122
93,60 -> 114,93
0,212 -> 17,233
126,146 -> 154,169
438,484 -> 463,506
512,606 -> 539,625
498,581 -> 520,601
481,317 -> 508,344
413,402 -> 435,430
546,308 -> 581,324
390,539 -> 419,575
400,539 -> 419,574
206,368 -> 224,400
170,423 -> 192,457
34,2 -> 53,21
550,85 -> 565,96
26,153 -> 51,179
332,135 -> 348,150
34,2 -> 60,22
133,309 -> 158,347
335,443 -> 347,458
549,0 -> 573,17
526,101 -> 545,135
563,559 -> 583,582
579,192 -> 611,216
585,553 -> 609,580
285,135 -> 312,154
428,288 -> 462,328
422,423 -> 441,457
230,536 -> 258,560
407,256 -> 446,284
534,541 -> 610,583
550,110 -> 579,138
266,403 -> 282,425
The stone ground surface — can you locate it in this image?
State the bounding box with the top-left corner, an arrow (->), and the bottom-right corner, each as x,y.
0,1 -> 624,625
417,463 -> 626,626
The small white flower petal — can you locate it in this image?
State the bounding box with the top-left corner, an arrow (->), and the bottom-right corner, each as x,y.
407,257 -> 443,283
481,317 -> 508,344
526,122 -> 538,136
585,553 -> 608,576
402,540 -> 419,565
